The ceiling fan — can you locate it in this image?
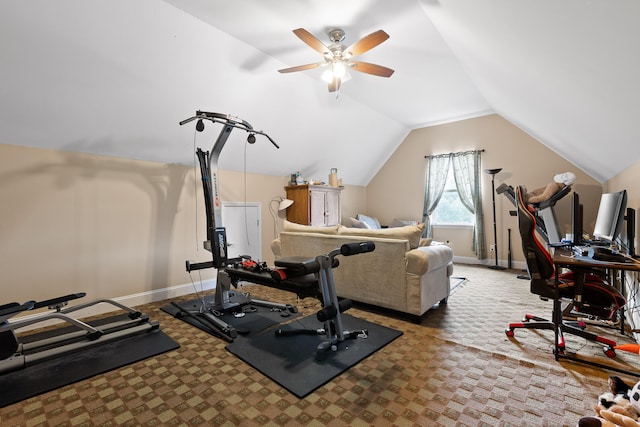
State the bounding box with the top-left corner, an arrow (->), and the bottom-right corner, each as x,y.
278,28 -> 394,92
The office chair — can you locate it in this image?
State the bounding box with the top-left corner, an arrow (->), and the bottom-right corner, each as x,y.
505,186 -> 625,359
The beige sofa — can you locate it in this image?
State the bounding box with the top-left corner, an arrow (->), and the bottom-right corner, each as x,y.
271,221 -> 454,317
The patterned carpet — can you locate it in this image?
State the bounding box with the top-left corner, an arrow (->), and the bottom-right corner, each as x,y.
2,264 -> 639,426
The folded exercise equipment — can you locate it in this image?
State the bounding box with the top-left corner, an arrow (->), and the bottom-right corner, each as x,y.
0,292 -> 159,375
496,181 -> 572,245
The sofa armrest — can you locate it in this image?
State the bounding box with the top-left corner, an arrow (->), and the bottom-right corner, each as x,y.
271,239 -> 282,257
406,245 -> 454,276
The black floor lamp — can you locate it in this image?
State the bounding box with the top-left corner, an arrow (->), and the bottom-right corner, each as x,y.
485,168 -> 506,270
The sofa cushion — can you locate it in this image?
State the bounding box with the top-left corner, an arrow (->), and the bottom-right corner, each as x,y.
389,218 -> 418,228
337,223 -> 425,249
349,217 -> 369,228
356,214 -> 381,229
283,220 -> 339,234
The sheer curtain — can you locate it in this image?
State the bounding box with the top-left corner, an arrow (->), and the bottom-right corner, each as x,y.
451,151 -> 486,258
423,150 -> 486,259
421,154 -> 450,237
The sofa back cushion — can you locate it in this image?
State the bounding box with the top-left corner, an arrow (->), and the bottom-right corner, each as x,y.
283,220 -> 339,234
356,214 -> 381,229
337,223 -> 425,249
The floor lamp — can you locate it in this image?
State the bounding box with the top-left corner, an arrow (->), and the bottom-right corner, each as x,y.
269,197 -> 293,238
485,168 -> 506,270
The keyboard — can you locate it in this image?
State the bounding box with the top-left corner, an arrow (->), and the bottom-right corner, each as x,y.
582,239 -> 609,247
588,246 -> 636,263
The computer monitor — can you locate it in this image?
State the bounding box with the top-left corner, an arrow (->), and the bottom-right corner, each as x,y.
626,207 -> 636,257
571,192 -> 583,246
593,189 -> 627,243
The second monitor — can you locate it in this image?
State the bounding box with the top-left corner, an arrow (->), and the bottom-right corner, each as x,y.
571,189 -> 628,248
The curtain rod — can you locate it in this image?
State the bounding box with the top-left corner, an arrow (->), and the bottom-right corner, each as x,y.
424,149 -> 485,159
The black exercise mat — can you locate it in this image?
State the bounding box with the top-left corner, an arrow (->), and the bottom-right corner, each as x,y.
161,294 -> 300,340
225,313 -> 403,398
0,327 -> 179,408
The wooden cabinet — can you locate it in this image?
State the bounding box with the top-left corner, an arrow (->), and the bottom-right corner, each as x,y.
285,184 -> 342,226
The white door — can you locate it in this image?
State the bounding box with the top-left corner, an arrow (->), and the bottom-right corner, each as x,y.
221,202 -> 262,261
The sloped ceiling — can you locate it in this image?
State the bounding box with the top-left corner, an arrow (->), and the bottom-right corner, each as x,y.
1,0 -> 638,185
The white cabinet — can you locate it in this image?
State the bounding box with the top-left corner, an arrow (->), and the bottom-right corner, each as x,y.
286,185 -> 342,226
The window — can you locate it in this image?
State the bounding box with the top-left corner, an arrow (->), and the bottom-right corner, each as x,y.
431,167 -> 474,226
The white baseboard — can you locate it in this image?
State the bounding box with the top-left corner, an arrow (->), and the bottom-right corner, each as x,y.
113,279 -> 216,308
10,279 -> 217,332
453,256 -> 526,271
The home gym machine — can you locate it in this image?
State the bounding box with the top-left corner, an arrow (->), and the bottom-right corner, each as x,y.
179,112 -> 374,355
179,111 -> 297,341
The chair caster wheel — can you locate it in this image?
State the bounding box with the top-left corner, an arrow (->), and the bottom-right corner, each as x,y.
553,346 -> 566,357
604,347 -> 616,359
505,329 -> 515,337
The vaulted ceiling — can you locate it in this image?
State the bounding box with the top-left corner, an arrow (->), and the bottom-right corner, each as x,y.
2,0 -> 639,186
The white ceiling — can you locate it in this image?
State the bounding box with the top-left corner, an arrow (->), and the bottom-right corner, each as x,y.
1,0 -> 639,185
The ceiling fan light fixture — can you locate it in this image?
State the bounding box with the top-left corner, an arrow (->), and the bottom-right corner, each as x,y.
282,27 -> 393,92
332,61 -> 347,78
321,60 -> 349,83
321,68 -> 334,83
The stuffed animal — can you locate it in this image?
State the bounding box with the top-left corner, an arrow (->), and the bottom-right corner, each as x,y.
526,171 -> 576,204
600,376 -> 633,408
577,377 -> 640,427
578,410 -> 640,427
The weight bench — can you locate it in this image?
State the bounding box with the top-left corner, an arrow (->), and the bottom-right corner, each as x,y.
224,241 -> 375,360
0,293 -> 158,375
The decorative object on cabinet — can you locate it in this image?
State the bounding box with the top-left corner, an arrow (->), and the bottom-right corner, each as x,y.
329,168 -> 339,187
285,184 -> 342,227
269,197 -> 294,238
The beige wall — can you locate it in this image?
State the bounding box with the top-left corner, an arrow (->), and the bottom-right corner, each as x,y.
606,159 -> 640,253
367,114 -> 602,264
0,144 -> 197,306
0,143 -> 367,309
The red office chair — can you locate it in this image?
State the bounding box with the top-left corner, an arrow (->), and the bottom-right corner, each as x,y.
505,186 -> 625,359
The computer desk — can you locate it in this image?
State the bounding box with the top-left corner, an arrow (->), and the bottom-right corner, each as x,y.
552,247 -> 640,376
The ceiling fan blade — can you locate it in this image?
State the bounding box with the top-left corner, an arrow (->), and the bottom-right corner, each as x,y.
328,77 -> 341,93
278,63 -> 323,73
344,30 -> 389,57
292,28 -> 330,55
350,61 -> 395,77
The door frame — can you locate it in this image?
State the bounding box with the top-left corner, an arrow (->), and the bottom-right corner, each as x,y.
221,202 -> 262,261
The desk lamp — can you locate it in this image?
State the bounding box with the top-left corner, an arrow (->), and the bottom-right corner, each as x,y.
485,168 -> 506,270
